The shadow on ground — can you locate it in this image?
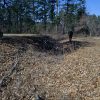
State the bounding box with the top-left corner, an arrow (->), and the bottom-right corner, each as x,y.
0,35 -> 94,55
62,40 -> 93,54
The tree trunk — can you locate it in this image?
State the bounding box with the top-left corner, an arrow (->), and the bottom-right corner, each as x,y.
7,8 -> 11,33
19,15 -> 22,33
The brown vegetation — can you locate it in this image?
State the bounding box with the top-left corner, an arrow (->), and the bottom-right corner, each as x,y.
0,36 -> 100,100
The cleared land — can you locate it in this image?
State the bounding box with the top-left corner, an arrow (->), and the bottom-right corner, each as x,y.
0,36 -> 100,100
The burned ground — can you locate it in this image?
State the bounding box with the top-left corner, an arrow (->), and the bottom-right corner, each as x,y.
0,35 -> 92,54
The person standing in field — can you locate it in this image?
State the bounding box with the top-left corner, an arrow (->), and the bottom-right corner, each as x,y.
68,31 -> 73,42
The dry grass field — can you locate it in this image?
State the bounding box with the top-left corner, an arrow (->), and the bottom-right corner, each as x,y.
0,36 -> 100,100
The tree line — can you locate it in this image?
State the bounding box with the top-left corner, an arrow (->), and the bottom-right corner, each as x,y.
0,0 -> 100,36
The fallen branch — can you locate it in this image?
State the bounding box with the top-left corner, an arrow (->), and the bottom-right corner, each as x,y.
0,56 -> 19,88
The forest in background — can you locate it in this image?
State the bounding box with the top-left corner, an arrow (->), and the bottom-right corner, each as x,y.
0,0 -> 100,36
